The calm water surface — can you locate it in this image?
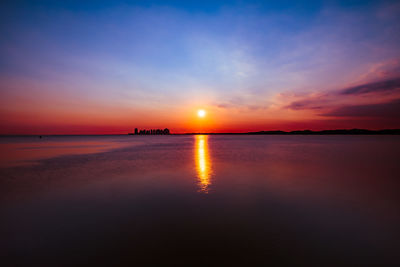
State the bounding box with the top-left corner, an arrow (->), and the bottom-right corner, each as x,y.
1,135 -> 399,266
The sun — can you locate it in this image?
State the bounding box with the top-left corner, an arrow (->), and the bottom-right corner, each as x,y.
197,109 -> 206,118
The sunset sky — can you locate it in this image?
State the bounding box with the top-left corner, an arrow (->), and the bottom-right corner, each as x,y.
1,0 -> 400,134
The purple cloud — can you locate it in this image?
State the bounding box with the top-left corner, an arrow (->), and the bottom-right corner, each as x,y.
285,99 -> 325,110
322,98 -> 400,118
340,77 -> 400,95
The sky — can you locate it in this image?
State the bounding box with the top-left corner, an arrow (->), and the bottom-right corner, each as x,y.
1,0 -> 400,134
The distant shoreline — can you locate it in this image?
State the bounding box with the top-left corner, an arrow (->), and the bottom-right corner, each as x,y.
180,129 -> 400,135
1,129 -> 400,136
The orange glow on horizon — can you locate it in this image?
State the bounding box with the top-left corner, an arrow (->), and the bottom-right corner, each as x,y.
1,95 -> 399,135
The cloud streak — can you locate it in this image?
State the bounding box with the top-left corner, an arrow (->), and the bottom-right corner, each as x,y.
283,73 -> 400,124
322,98 -> 400,118
340,77 -> 400,95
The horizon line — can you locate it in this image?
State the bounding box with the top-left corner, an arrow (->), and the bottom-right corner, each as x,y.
1,128 -> 400,136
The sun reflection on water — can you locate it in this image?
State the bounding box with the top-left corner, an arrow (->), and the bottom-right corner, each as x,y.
195,135 -> 212,193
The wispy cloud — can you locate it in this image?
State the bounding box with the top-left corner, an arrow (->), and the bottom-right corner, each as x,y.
322,98 -> 400,118
340,77 -> 400,95
283,70 -> 400,121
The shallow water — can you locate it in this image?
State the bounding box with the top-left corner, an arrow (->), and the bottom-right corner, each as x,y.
1,135 -> 399,265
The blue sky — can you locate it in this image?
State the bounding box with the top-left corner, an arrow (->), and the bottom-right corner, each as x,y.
1,0 -> 400,133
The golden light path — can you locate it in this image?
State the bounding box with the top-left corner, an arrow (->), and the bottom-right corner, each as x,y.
194,135 -> 212,193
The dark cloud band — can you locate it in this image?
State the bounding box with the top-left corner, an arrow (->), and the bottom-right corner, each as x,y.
340,77 -> 400,95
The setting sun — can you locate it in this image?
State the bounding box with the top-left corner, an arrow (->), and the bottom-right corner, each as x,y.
197,109 -> 206,118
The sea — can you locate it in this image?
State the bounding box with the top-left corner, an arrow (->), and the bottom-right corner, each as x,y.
1,135 -> 399,266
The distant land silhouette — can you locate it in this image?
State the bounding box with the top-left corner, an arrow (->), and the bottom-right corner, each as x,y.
129,128 -> 170,135
178,129 -> 400,135
3,128 -> 400,136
